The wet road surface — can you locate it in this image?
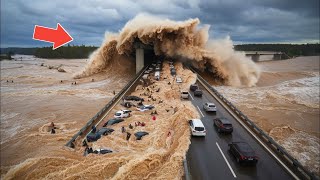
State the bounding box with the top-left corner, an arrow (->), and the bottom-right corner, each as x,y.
186,82 -> 293,180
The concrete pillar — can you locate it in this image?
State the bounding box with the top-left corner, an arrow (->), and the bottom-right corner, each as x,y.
273,54 -> 282,60
136,48 -> 144,73
252,54 -> 260,62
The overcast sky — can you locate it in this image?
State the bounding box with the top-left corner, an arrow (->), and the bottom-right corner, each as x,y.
1,0 -> 319,47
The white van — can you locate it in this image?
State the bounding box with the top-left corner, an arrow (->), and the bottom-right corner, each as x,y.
181,91 -> 189,99
154,71 -> 160,80
176,76 -> 182,83
142,74 -> 149,80
188,119 -> 206,136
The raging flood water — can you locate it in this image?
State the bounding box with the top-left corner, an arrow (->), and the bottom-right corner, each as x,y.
1,55 -> 319,179
1,13 -> 319,178
215,56 -> 320,175
0,55 -> 199,179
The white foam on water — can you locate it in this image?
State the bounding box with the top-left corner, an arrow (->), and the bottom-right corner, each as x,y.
278,130 -> 319,174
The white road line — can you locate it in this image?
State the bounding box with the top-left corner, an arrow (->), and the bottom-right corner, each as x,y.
188,92 -> 194,100
198,78 -> 300,180
196,106 -> 204,117
216,142 -> 237,178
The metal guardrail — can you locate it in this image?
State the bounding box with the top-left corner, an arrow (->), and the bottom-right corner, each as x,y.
65,65 -> 149,147
189,67 -> 318,180
183,159 -> 191,180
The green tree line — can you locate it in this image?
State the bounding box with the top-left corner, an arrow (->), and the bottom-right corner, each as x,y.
34,45 -> 98,58
0,47 -> 37,55
1,44 -> 319,59
234,43 -> 319,57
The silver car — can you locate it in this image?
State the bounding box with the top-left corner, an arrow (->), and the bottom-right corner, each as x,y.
176,76 -> 182,83
203,102 -> 217,112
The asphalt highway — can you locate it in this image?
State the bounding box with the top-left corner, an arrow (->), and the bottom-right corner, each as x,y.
186,82 -> 293,180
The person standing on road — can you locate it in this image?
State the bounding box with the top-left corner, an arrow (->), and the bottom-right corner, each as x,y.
121,126 -> 126,133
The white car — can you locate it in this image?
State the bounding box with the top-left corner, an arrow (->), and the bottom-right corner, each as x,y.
114,110 -> 131,118
154,71 -> 160,80
181,91 -> 189,99
176,77 -> 182,83
203,102 -> 217,112
188,119 -> 206,136
142,74 -> 149,80
136,105 -> 155,112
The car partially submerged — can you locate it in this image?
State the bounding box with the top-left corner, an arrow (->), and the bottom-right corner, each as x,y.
103,118 -> 124,127
134,131 -> 149,140
86,132 -> 101,142
121,101 -> 135,108
170,68 -> 176,76
181,91 -> 189,99
136,105 -> 155,112
93,148 -> 113,154
97,128 -> 114,136
154,71 -> 160,80
123,96 -> 144,102
114,110 -> 131,118
176,76 -> 182,83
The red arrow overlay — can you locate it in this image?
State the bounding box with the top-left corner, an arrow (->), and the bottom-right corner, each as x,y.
33,23 -> 73,50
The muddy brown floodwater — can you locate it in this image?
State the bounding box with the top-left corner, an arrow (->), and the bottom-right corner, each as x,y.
1,55 -> 319,179
1,55 -> 199,179
214,56 -> 320,176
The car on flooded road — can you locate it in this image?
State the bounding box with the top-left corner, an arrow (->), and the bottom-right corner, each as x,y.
114,110 -> 131,118
194,89 -> 203,97
103,118 -> 124,127
213,118 -> 233,134
124,96 -> 144,102
181,91 -> 189,99
190,84 -> 199,91
86,132 -> 101,142
176,76 -> 182,83
229,142 -> 258,165
203,102 -> 217,112
136,105 -> 155,112
188,119 -> 206,136
97,127 -> 114,136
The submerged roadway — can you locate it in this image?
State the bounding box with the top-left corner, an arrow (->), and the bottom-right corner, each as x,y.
186,82 -> 293,180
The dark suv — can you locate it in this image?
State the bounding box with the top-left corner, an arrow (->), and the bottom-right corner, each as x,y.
86,132 -> 101,142
124,96 -> 144,101
190,84 -> 199,91
213,118 -> 233,133
229,142 -> 258,165
194,89 -> 203,97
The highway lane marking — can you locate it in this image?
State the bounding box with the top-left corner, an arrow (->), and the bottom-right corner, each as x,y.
216,142 -> 237,178
188,92 -> 194,100
196,105 -> 205,117
197,78 -> 300,180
